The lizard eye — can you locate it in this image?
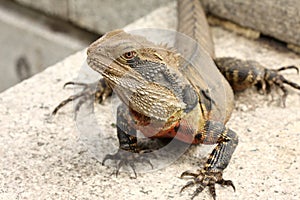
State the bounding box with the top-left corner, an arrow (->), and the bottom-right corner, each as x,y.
123,51 -> 137,59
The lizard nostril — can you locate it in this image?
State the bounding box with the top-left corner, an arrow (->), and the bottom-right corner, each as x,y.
87,46 -> 95,56
87,45 -> 94,55
87,40 -> 101,56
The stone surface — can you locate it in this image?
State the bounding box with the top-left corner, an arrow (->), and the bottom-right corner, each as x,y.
13,0 -> 175,33
1,2 -> 300,200
201,0 -> 300,46
13,0 -> 300,47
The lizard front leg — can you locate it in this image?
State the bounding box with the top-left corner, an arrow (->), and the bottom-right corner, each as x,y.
214,57 -> 300,106
181,120 -> 238,200
102,104 -> 153,178
52,78 -> 112,116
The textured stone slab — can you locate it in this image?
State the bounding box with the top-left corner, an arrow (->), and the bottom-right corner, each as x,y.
1,2 -> 300,200
13,0 -> 300,47
201,0 -> 300,46
13,0 -> 175,33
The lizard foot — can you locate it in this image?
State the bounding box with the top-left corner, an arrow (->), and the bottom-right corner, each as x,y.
52,79 -> 112,117
180,169 -> 235,200
102,149 -> 154,178
259,65 -> 300,107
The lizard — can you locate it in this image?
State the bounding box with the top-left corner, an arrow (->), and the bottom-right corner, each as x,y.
52,0 -> 300,199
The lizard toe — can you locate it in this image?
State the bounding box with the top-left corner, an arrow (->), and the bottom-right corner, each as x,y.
52,79 -> 112,117
180,169 -> 235,200
102,149 -> 154,178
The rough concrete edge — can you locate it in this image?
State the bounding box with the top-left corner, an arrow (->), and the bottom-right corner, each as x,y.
200,0 -> 300,54
12,0 -> 176,33
207,15 -> 260,39
207,14 -> 300,55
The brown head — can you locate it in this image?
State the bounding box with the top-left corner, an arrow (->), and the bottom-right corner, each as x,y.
87,30 -> 185,121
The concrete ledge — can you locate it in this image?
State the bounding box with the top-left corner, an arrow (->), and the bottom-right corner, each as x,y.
201,0 -> 300,47
12,0 -> 300,48
1,3 -> 300,200
13,0 -> 175,33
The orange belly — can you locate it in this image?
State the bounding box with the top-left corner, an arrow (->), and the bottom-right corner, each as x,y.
136,119 -> 199,144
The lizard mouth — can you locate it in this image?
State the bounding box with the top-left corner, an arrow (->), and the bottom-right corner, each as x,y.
87,56 -> 135,81
87,56 -> 112,74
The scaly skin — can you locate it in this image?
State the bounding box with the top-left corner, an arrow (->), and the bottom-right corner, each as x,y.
85,29 -> 239,200
215,57 -> 300,107
52,0 -> 300,199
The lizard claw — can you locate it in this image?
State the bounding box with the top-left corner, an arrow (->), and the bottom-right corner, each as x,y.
52,79 -> 112,117
102,149 -> 154,178
180,169 -> 235,200
259,65 -> 300,107
63,81 -> 90,89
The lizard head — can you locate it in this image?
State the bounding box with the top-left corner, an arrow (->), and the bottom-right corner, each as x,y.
86,29 -> 185,122
87,29 -> 180,77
